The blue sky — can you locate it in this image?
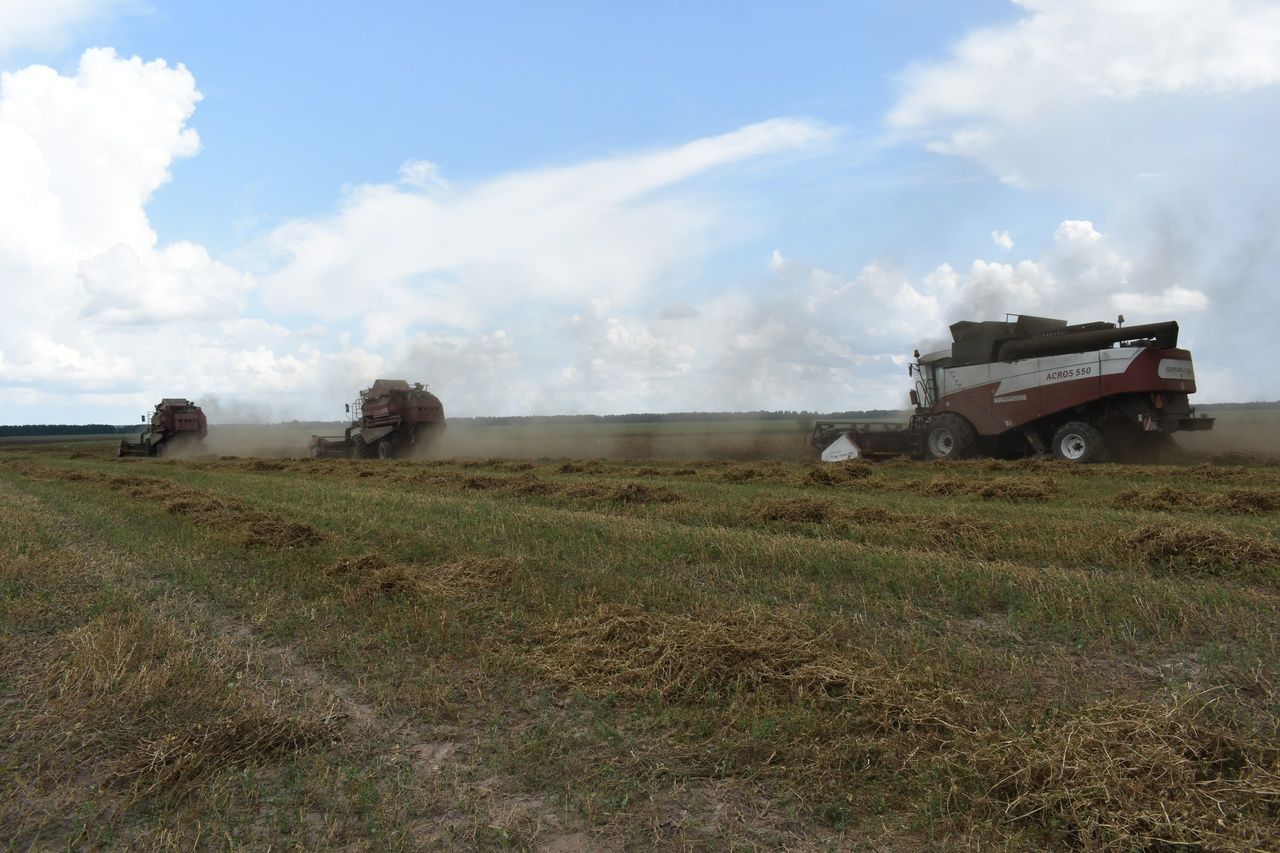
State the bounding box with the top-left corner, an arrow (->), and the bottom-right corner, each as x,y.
2,1 -> 1279,423
124,1 -> 1022,255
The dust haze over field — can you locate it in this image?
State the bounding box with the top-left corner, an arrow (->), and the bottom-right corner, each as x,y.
188,413 -> 1280,465
199,420 -> 815,462
1174,419 -> 1280,457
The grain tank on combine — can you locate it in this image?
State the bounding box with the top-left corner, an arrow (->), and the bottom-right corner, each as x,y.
309,379 -> 445,459
811,315 -> 1214,462
117,398 -> 208,457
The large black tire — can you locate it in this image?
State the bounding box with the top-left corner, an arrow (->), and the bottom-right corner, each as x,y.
376,439 -> 396,460
1051,421 -> 1104,463
925,413 -> 977,460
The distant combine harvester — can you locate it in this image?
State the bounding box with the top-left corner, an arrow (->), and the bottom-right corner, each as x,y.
310,379 -> 446,459
117,398 -> 208,457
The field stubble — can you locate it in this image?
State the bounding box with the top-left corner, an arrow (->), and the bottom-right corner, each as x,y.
1,440 -> 1278,849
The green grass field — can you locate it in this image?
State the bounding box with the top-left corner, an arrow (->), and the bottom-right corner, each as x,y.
2,441 -> 1278,849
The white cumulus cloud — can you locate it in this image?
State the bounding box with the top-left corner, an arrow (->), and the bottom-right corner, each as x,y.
0,0 -> 131,56
0,47 -> 843,421
257,118 -> 831,336
891,0 -> 1280,130
0,48 -> 254,398
889,0 -> 1280,191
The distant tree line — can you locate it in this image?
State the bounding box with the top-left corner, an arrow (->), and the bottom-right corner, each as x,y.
1197,401 -> 1280,411
0,424 -> 137,437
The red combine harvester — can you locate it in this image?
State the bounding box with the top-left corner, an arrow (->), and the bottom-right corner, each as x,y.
310,379 -> 446,459
117,398 -> 208,457
811,315 -> 1214,462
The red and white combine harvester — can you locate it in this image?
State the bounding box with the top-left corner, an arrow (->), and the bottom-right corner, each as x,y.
811,315 -> 1214,462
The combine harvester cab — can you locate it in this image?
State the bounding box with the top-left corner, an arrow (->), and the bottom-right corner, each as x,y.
117,398 -> 208,457
310,379 -> 446,460
812,315 -> 1214,463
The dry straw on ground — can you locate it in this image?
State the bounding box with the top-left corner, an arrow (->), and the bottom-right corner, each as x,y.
1116,484 -> 1280,515
720,463 -> 791,483
9,463 -> 325,549
557,460 -> 606,474
525,605 -> 948,709
745,497 -> 837,523
959,692 -> 1280,850
1121,522 -> 1280,579
922,476 -> 1058,501
800,461 -> 875,486
326,553 -> 519,598
22,613 -> 335,800
560,482 -> 682,503
525,605 -> 1279,849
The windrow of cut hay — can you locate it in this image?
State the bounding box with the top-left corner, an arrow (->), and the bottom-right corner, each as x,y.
1120,522 -> 1280,581
454,471 -> 682,504
325,552 -> 520,599
1116,484 -> 1280,515
799,460 -> 877,486
40,457 -> 687,509
922,475 -> 1059,501
745,497 -> 839,523
10,462 -> 324,549
956,693 -> 1280,850
720,462 -> 794,483
15,612 -> 336,799
523,605 -> 1280,849
524,605 -> 969,716
742,498 -> 999,554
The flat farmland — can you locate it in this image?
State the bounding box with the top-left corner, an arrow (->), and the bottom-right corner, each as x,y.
2,443 -> 1278,849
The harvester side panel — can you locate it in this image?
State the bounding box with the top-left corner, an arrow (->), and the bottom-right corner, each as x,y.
935,346 -> 1198,437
